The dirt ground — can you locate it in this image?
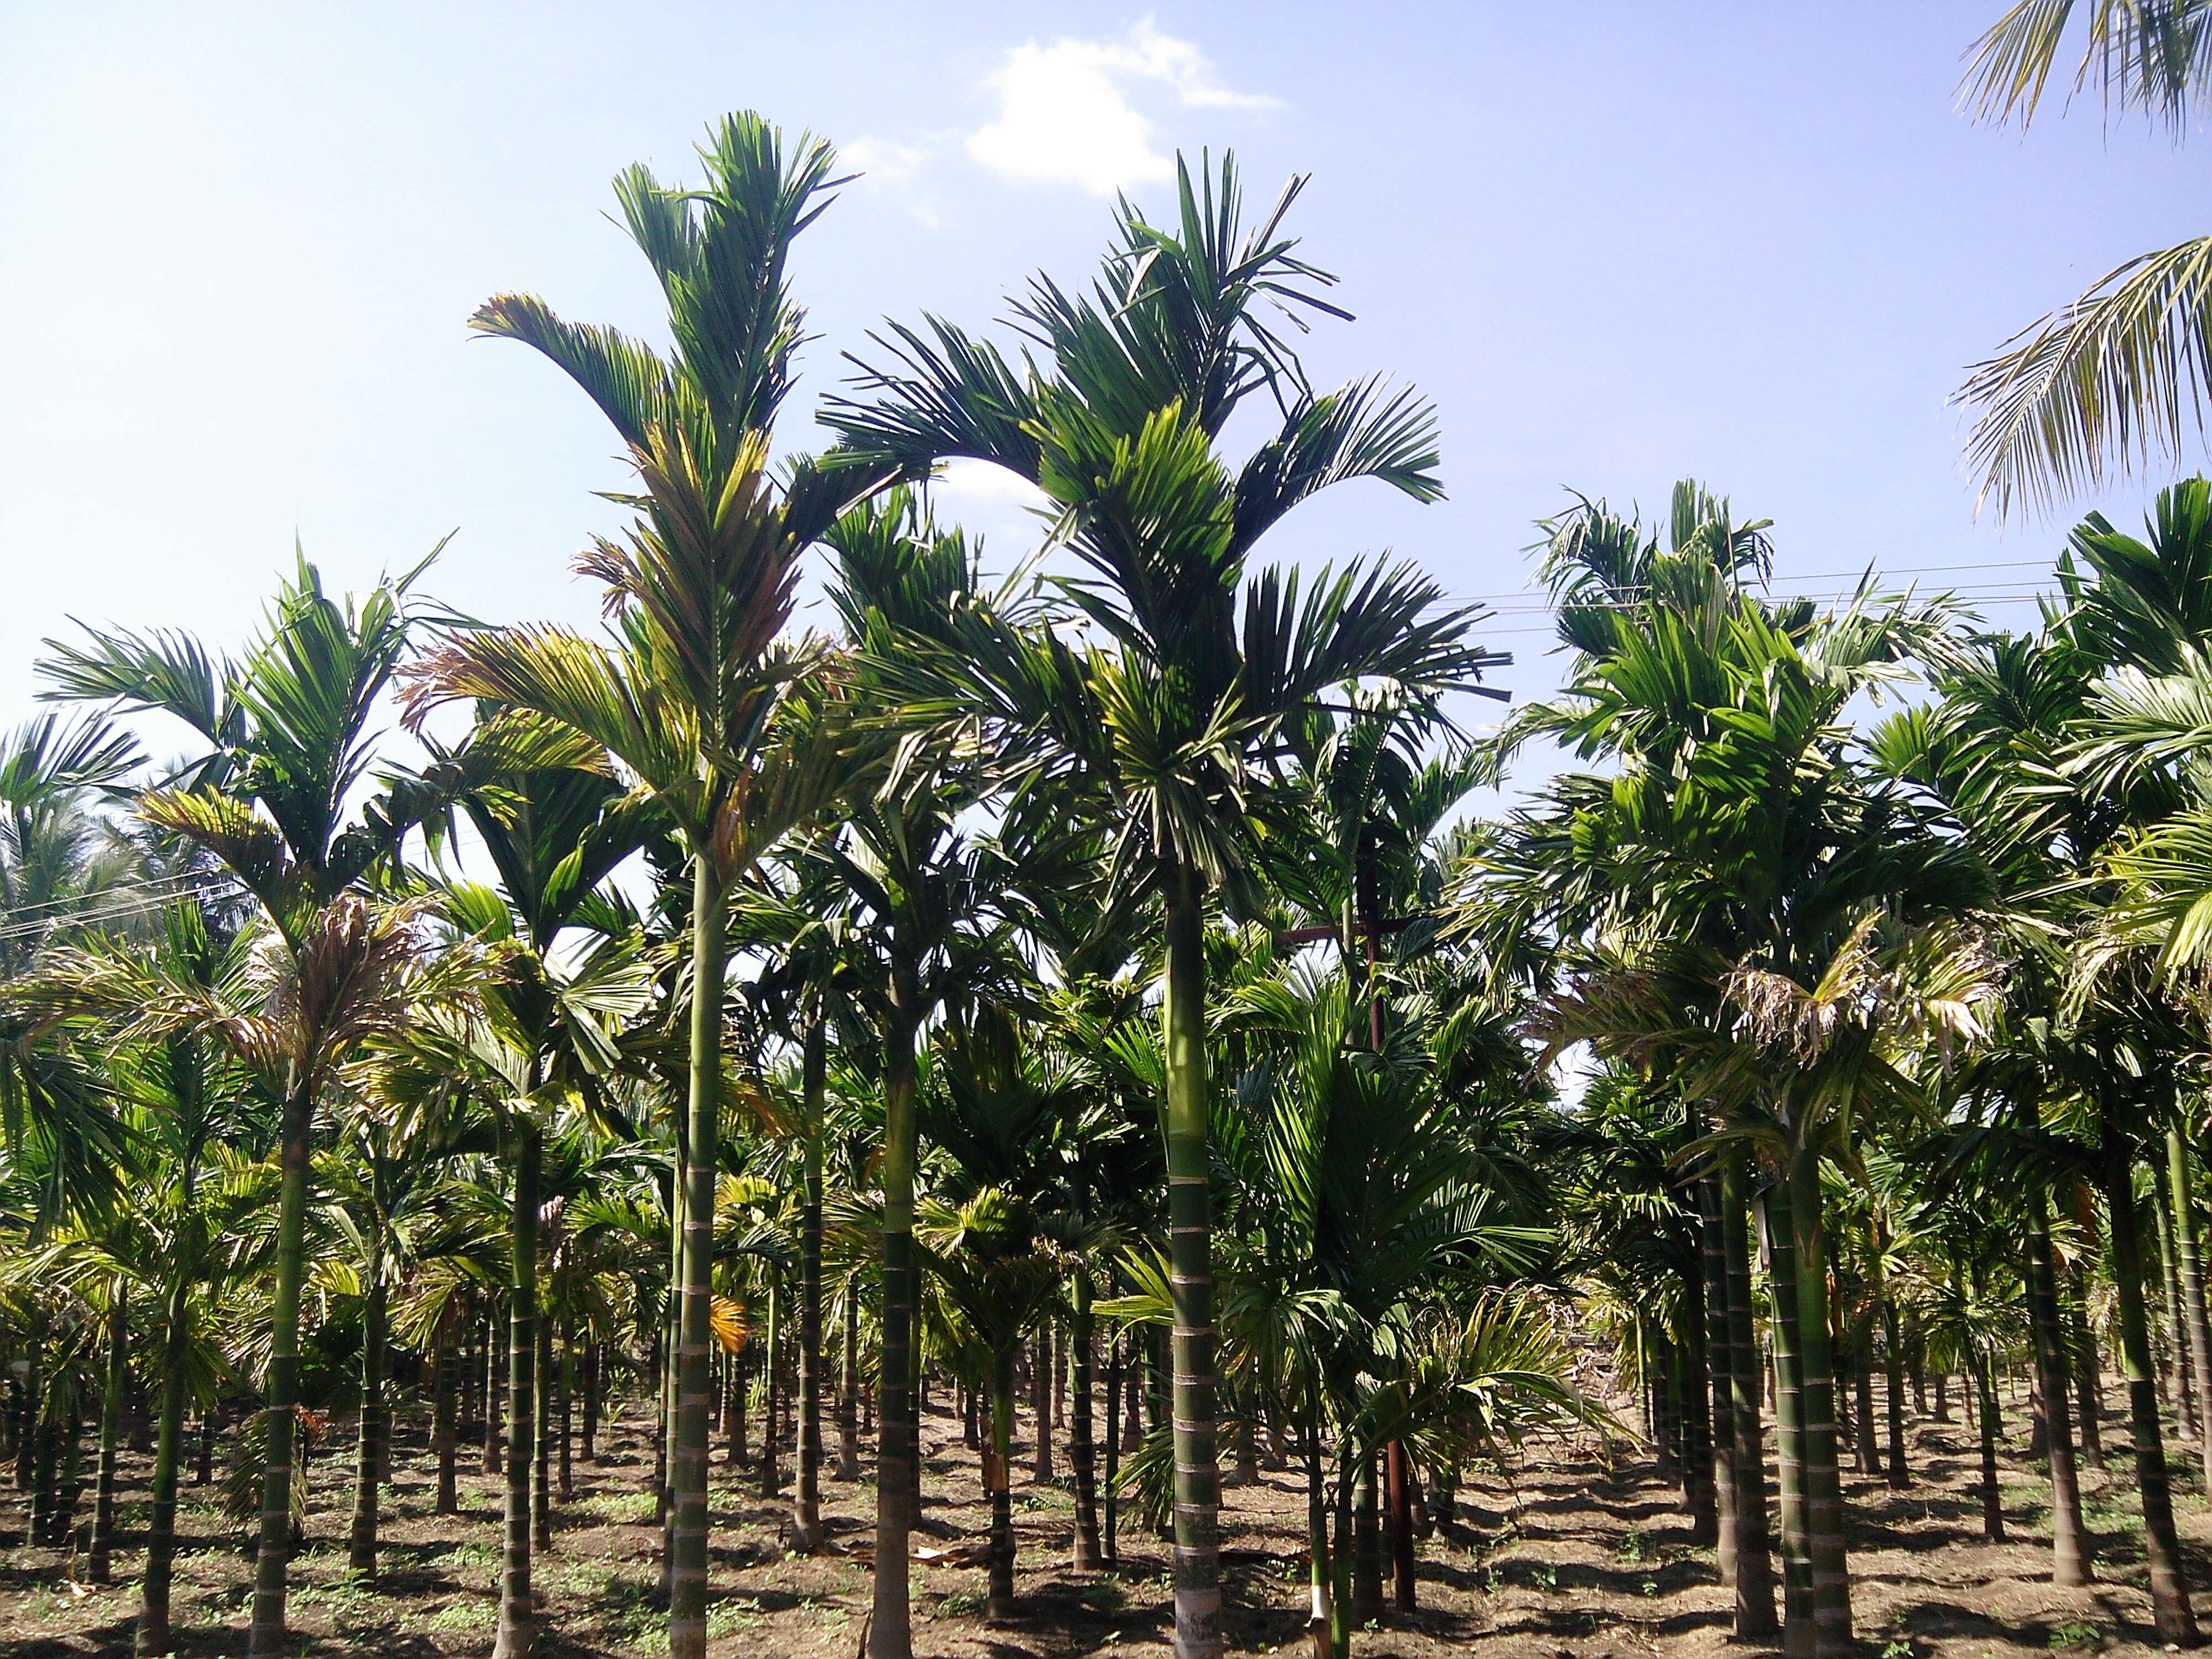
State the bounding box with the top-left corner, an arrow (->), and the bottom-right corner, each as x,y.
2,1379 -> 2207,1659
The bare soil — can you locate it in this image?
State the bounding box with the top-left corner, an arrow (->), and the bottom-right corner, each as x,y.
1,1384 -> 2206,1659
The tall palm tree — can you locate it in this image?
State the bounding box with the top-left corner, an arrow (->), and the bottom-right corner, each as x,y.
404,112 -> 890,1659
827,154 -> 1503,1659
40,552 -> 455,1655
1957,2 -> 2212,514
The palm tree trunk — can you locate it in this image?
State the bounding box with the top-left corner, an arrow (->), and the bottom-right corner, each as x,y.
1351,1447 -> 1383,1627
837,1280 -> 860,1482
1161,863 -> 1223,1659
1329,1437 -> 1356,1658
1974,1343 -> 2006,1541
1305,1420 -> 1334,1659
870,990 -> 922,1659
669,855 -> 727,1659
2169,1129 -> 2212,1491
494,1124 -> 541,1659
2159,1176 -> 2198,1439
89,1289 -> 126,1584
1723,1154 -> 1778,1636
434,1319 -> 459,1515
559,1326 -> 575,1503
1032,1327 -> 1054,1484
759,1278 -> 782,1497
1786,1140 -> 1852,1659
2027,1194 -> 2091,1585
2101,1111 -> 2200,1647
248,1076 -> 314,1658
2068,1264 -> 2105,1468
1070,1271 -> 1101,1571
486,1311 -> 505,1476
988,1343 -> 1017,1620
1761,1177 -> 1814,1659
1880,1297 -> 1908,1490
1698,1166 -> 1741,1588
1103,1331 -> 1121,1565
137,1281 -> 189,1657
348,1256 -> 387,1577
794,1014 -> 826,1551
533,1311 -> 553,1552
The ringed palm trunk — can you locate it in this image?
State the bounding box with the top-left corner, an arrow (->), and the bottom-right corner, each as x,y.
248,1075 -> 315,1657
2099,1106 -> 2200,1647
1761,1173 -> 1814,1659
1721,1153 -> 1778,1636
1161,860 -> 1223,1659
2159,1178 -> 2197,1437
2169,1128 -> 2212,1492
493,1125 -> 541,1659
2027,1193 -> 2091,1585
137,1278 -> 190,1656
794,1014 -> 826,1551
869,988 -> 922,1659
1973,1340 -> 2005,1542
1697,1165 -> 1741,1587
90,1288 -> 126,1584
1785,1139 -> 1851,1659
1304,1419 -> 1333,1659
1070,1269 -> 1102,1570
837,1280 -> 860,1481
669,855 -> 727,1659
988,1343 -> 1017,1620
434,1318 -> 459,1516
349,1249 -> 387,1577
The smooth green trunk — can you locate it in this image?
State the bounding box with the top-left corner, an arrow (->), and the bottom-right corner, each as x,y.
1762,1177 -> 1814,1659
1161,865 -> 1223,1659
1305,1421 -> 1333,1659
669,853 -> 726,1659
493,1124 -> 541,1659
248,1079 -> 313,1657
1721,1154 -> 1777,1636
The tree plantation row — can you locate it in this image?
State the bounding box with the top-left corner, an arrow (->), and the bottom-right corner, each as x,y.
15,43 -> 2212,1659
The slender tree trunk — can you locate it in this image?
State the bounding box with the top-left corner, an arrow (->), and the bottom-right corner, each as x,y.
89,1290 -> 126,1584
1161,865 -> 1223,1659
837,1283 -> 860,1482
2068,1265 -> 2104,1468
1762,1177 -> 1814,1659
870,992 -> 922,1659
759,1278 -> 781,1497
1351,1447 -> 1383,1627
583,1343 -> 600,1466
434,1321 -> 459,1515
1725,1154 -> 1779,1639
1070,1272 -> 1101,1571
1104,1330 -> 1121,1566
2028,1193 -> 2091,1586
248,1077 -> 314,1657
559,1327 -> 574,1503
1677,1223 -> 1718,1546
485,1309 -> 505,1476
669,857 -> 726,1659
1032,1327 -> 1054,1484
1698,1165 -> 1741,1589
493,1126 -> 541,1659
533,1312 -> 553,1552
2103,1107 -> 2200,1647
2170,1129 -> 2212,1491
2161,1175 -> 2199,1440
137,1279 -> 190,1657
1786,1141 -> 1852,1659
349,1258 -> 387,1577
1974,1343 -> 2006,1542
1305,1421 -> 1333,1659
1853,1352 -> 1880,1478
1881,1297 -> 1908,1490
1386,1437 -> 1417,1610
794,1014 -> 826,1550
988,1343 -> 1017,1620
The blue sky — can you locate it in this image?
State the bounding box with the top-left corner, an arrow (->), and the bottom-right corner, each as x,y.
4,1 -> 2209,755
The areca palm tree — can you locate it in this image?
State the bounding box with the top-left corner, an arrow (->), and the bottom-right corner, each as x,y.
39,552 -> 457,1655
403,111 -> 890,1659
827,154 -> 1503,1659
1958,2 -> 2212,514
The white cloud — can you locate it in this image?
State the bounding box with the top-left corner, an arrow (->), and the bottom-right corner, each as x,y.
966,16 -> 1277,196
842,134 -> 946,227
